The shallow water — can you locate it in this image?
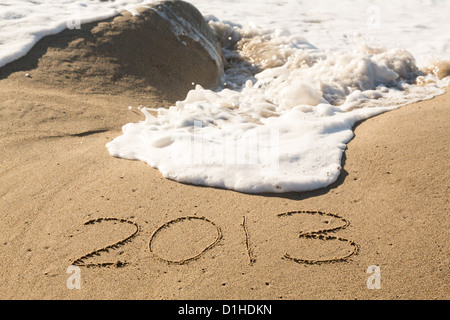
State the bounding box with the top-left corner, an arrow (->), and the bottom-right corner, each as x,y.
1,0 -> 449,193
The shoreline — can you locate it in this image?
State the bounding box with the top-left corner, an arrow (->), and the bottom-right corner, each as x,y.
0,80 -> 447,299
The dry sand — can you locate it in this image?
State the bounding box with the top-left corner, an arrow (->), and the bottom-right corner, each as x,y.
0,4 -> 449,301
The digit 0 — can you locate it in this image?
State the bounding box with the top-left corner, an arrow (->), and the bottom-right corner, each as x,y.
148,216 -> 223,265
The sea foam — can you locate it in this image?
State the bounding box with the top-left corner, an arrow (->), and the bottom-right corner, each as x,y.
106,1 -> 449,193
106,19 -> 448,193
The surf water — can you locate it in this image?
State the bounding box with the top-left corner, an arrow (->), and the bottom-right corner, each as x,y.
1,0 -> 449,193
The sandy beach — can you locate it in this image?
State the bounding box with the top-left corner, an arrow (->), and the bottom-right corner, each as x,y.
1,5 -> 449,300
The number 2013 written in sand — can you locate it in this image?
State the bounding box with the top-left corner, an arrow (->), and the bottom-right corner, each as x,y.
70,211 -> 359,268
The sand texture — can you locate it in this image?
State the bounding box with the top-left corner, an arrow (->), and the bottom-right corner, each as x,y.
0,2 -> 449,300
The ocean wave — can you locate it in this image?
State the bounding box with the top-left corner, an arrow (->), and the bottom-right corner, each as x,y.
1,0 -> 448,193
106,2 -> 449,193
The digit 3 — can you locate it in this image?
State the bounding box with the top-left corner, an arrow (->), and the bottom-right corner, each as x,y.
277,211 -> 359,265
